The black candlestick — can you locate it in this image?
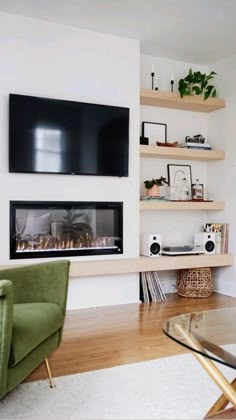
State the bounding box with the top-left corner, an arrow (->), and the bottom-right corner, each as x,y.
151,72 -> 154,90
171,79 -> 174,93
155,75 -> 158,90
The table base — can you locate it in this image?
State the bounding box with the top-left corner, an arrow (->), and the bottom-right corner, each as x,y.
176,324 -> 236,419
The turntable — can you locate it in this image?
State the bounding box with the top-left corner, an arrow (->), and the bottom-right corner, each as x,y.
162,245 -> 205,256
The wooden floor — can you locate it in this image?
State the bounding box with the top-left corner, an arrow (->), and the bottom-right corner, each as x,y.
27,292 -> 236,382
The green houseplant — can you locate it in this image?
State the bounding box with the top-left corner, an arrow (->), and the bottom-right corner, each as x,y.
178,68 -> 217,100
62,210 -> 92,242
144,176 -> 168,197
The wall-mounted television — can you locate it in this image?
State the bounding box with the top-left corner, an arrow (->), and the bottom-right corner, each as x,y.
9,94 -> 129,177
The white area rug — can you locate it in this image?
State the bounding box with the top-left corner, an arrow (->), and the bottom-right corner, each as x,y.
1,347 -> 236,420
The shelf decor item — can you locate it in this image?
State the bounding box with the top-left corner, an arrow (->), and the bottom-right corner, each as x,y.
142,121 -> 167,145
144,176 -> 168,197
176,267 -> 213,298
192,179 -> 204,200
167,164 -> 192,200
151,64 -> 155,90
170,73 -> 174,92
178,68 -> 217,100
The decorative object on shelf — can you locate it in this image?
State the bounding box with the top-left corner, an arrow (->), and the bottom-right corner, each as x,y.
176,267 -> 213,298
151,64 -> 155,90
192,179 -> 204,201
185,134 -> 205,144
178,68 -> 217,100
144,176 -> 168,197
170,73 -> 174,92
156,141 -> 178,147
155,73 -> 158,90
178,142 -> 212,150
142,121 -> 167,145
140,136 -> 149,145
167,164 -> 192,200
180,134 -> 212,150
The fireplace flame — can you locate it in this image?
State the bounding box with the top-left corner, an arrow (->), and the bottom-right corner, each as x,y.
16,235 -> 117,253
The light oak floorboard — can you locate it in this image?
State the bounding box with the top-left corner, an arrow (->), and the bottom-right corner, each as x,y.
26,292 -> 236,382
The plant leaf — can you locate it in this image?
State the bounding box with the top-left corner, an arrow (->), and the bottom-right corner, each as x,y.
192,85 -> 202,95
204,85 -> 215,100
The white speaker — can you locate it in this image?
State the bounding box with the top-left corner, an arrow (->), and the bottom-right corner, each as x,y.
140,234 -> 162,257
194,232 -> 216,254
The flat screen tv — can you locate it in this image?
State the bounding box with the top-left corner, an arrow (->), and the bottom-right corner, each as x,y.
9,94 -> 129,176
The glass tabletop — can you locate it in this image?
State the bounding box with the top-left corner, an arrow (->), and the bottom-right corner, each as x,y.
162,307 -> 236,369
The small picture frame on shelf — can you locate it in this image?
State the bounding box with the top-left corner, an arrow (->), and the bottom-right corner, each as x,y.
142,121 -> 167,145
167,164 -> 192,200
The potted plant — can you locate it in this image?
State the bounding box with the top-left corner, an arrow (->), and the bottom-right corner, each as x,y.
178,68 -> 217,100
62,210 -> 92,243
144,176 -> 168,197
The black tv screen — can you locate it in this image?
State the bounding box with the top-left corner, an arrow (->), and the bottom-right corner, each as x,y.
9,94 -> 129,177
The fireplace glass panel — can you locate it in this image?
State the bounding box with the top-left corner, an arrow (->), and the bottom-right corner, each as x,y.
10,201 -> 123,259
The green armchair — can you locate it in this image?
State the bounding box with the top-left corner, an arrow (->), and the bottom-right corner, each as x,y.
0,260 -> 70,399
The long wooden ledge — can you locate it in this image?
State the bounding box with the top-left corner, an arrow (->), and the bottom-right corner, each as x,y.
0,254 -> 232,278
69,254 -> 233,277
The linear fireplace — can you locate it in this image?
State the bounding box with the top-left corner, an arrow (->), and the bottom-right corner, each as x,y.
10,201 -> 123,259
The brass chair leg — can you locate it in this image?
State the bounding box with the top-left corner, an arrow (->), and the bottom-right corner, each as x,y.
44,358 -> 55,389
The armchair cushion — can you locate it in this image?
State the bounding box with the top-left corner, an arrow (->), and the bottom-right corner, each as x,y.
9,302 -> 64,367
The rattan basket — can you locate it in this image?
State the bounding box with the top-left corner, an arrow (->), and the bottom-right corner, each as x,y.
176,267 -> 213,298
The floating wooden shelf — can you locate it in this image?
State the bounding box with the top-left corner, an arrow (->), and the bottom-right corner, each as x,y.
69,254 -> 233,277
140,89 -> 226,113
140,145 -> 225,161
0,254 -> 232,278
140,201 -> 224,211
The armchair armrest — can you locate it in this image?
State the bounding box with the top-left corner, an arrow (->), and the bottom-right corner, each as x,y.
0,261 -> 70,313
0,280 -> 13,398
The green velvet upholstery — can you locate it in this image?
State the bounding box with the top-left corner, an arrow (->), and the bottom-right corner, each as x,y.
0,260 -> 70,400
10,303 -> 64,367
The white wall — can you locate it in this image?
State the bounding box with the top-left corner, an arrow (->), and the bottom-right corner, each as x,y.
0,12 -> 140,308
207,54 -> 236,296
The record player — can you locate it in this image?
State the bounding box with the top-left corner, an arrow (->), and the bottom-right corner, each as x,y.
162,245 -> 205,256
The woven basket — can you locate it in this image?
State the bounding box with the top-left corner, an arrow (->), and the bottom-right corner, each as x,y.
176,267 -> 213,298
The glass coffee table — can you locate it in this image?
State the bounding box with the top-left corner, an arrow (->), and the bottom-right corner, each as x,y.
163,307 -> 236,419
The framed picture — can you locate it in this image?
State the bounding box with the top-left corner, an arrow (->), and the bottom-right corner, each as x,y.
142,122 -> 167,145
167,164 -> 192,200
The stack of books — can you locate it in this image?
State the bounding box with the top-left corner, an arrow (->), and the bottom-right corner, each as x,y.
140,272 -> 167,302
178,142 -> 212,150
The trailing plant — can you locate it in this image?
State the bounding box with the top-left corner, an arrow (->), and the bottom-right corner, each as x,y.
144,176 -> 168,189
178,68 -> 217,100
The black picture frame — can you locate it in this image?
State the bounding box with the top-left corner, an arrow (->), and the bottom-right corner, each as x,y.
142,121 -> 167,145
167,164 -> 192,200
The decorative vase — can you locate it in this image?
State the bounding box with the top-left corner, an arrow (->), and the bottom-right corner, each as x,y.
146,185 -> 160,197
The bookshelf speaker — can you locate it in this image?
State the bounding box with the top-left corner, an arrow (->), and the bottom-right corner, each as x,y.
140,234 -> 162,257
194,232 -> 216,254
